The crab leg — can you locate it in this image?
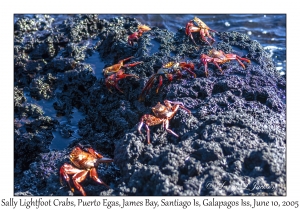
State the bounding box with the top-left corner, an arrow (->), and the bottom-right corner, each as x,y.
88,148 -> 103,159
235,55 -> 251,69
138,121 -> 151,144
60,163 -> 83,192
201,55 -> 223,76
235,59 -> 246,69
203,29 -> 215,45
200,55 -> 210,77
186,26 -> 199,46
200,29 -> 212,46
145,124 -> 151,144
165,100 -> 191,115
236,55 -> 251,63
212,61 -> 223,73
90,168 -> 110,188
114,82 -> 124,93
118,56 -> 134,65
156,75 -> 163,93
72,170 -> 89,196
138,114 -> 163,144
181,66 -> 196,78
225,54 -> 251,69
123,61 -> 143,68
164,119 -> 179,137
139,74 -> 158,101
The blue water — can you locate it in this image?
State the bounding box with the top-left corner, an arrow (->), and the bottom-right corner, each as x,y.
14,14 -> 286,150
85,52 -> 106,79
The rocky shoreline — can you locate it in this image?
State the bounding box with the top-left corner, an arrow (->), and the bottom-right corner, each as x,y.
14,14 -> 286,196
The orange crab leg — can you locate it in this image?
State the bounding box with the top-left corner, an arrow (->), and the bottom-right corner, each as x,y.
72,170 -> 89,196
212,61 -> 223,73
87,148 -> 103,159
235,55 -> 251,69
224,53 -> 251,69
90,168 -> 110,188
235,58 -> 246,69
117,56 -> 134,65
123,61 -> 143,68
60,163 -> 83,192
236,55 -> 251,63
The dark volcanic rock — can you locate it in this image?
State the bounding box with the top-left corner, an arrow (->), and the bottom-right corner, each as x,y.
14,14 -> 286,196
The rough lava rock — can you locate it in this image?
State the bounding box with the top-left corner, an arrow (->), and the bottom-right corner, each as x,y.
14,14 -> 286,196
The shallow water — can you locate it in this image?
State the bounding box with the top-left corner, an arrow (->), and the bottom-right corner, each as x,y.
14,14 -> 286,150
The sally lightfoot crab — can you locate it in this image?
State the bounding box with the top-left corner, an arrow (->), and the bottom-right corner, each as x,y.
103,56 -> 142,93
139,61 -> 195,101
128,25 -> 151,46
185,16 -> 217,46
138,100 -> 191,144
200,48 -> 251,77
60,147 -> 113,196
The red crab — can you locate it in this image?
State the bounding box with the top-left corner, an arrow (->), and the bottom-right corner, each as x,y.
200,48 -> 251,77
139,61 -> 195,101
138,100 -> 191,144
60,147 -> 113,196
128,25 -> 151,46
185,16 -> 217,46
103,56 -> 142,93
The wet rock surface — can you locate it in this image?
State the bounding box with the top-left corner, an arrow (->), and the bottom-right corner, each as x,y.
14,14 -> 286,196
